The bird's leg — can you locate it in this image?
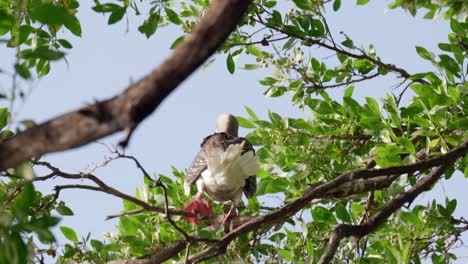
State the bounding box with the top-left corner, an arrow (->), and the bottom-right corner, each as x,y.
222,201 -> 238,224
194,190 -> 203,201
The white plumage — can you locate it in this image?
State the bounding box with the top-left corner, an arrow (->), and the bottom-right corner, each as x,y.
200,141 -> 259,202
184,113 -> 258,225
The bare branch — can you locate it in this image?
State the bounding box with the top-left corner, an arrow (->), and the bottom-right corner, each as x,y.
34,161 -> 197,218
105,208 -> 146,220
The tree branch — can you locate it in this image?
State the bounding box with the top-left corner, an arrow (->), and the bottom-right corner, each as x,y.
318,164 -> 449,263
34,161 -> 197,218
0,0 -> 253,169
253,16 -> 429,86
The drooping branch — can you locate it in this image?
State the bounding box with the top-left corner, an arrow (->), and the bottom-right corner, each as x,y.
0,0 -> 253,169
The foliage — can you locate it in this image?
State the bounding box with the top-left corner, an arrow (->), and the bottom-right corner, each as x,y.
0,0 -> 467,263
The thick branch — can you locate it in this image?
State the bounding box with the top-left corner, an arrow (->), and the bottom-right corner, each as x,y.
0,0 -> 252,169
318,164 -> 449,263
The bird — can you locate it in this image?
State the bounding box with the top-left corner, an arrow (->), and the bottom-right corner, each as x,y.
183,113 -> 259,225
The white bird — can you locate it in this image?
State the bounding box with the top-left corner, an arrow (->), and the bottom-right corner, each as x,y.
183,113 -> 258,224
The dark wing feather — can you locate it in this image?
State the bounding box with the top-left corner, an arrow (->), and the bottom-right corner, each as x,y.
185,149 -> 207,186
243,175 -> 257,198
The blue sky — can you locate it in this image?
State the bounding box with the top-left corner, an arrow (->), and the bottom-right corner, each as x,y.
1,0 -> 466,261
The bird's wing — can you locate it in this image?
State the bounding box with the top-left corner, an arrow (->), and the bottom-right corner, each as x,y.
185,149 -> 207,186
186,133 -> 232,186
243,175 -> 257,198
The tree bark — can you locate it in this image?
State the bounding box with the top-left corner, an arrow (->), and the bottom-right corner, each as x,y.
0,0 -> 252,169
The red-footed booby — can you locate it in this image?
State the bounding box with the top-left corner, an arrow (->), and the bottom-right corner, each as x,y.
183,113 -> 258,225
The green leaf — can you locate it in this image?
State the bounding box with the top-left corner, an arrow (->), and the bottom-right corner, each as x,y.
259,77 -> 278,86
15,63 -> 31,79
264,1 -> 277,8
374,144 -> 405,167
306,98 -> 333,115
37,60 -> 50,77
292,0 -> 310,10
333,0 -> 341,11
415,46 -> 432,61
226,53 -> 235,74
13,181 -> 34,213
438,43 -> 452,52
311,19 -> 325,37
56,204 -> 74,216
445,198 -> 457,216
450,19 -> 463,34
397,137 -> 416,155
242,64 -> 261,70
58,39 -> 73,49
108,7 -> 126,25
356,0 -> 369,5
20,47 -> 65,60
92,3 -> 121,13
341,38 -> 355,49
64,15 -> 82,36
365,97 -> 380,114
91,239 -> 104,251
0,10 -> 14,36
344,86 -> 355,98
30,4 -> 70,25
410,84 -> 433,98
8,25 -> 33,47
60,226 -> 78,242
312,206 -> 336,224
310,58 -> 321,73
0,108 -> 9,129
278,249 -> 294,261
138,12 -> 160,38
335,205 -> 351,223
257,177 -> 289,194
237,116 -> 255,128
165,8 -> 182,25
170,35 -> 185,49
439,54 -> 460,76
245,106 -> 258,121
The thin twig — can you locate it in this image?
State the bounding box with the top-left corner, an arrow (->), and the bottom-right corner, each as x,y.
105,208 -> 146,220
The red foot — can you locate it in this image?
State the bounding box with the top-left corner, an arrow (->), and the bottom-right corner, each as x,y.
182,198 -> 213,225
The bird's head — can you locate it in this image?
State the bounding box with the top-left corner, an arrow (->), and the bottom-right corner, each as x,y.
215,113 -> 238,137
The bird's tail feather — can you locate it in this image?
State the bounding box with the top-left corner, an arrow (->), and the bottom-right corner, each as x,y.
205,142 -> 244,172
239,151 -> 259,176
